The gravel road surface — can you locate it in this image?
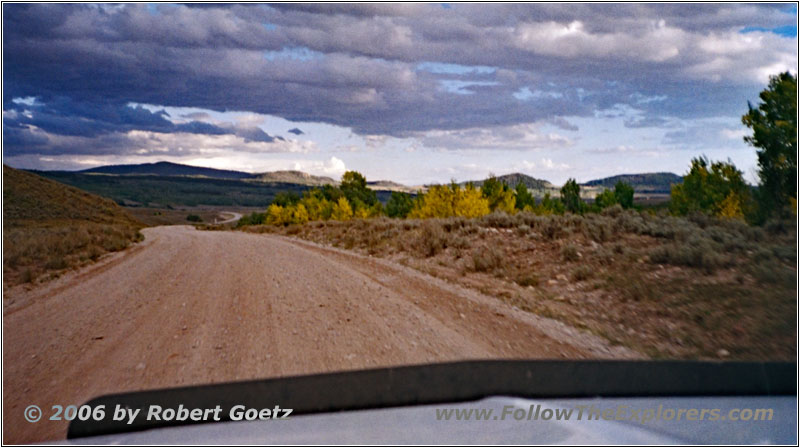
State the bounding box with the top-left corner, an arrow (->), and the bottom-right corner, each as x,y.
3,226 -> 636,443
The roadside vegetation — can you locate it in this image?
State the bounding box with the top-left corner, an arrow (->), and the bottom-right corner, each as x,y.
237,73 -> 797,361
3,166 -> 144,286
244,209 -> 794,360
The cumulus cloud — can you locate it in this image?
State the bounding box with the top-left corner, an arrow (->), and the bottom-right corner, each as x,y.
292,156 -> 347,177
1,3 -> 795,167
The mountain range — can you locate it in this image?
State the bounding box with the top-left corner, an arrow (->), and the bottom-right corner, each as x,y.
76,161 -> 681,192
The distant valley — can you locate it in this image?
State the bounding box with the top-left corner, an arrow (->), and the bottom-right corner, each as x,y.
31,161 -> 682,208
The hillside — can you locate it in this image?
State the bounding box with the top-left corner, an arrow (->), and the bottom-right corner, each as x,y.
80,161 -> 251,179
461,173 -> 554,190
34,171 -> 316,207
367,180 -> 419,193
249,170 -> 336,186
3,166 -> 143,286
583,172 -> 682,194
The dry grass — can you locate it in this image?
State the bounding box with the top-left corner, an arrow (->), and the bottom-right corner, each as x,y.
3,166 -> 144,286
240,208 -> 796,361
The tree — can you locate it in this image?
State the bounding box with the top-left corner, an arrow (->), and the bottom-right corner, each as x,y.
455,184 -> 490,218
669,157 -> 751,218
300,189 -> 328,221
266,204 -> 290,225
742,72 -> 797,219
514,182 -> 535,211
330,197 -> 354,221
560,178 -> 584,214
271,191 -> 300,207
386,192 -> 414,218
409,184 -> 456,218
593,189 -> 617,209
320,184 -> 344,202
538,193 -> 564,215
481,175 -> 515,213
614,181 -> 635,209
340,170 -> 378,208
291,204 -> 310,224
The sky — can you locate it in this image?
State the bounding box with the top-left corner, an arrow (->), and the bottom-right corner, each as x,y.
3,3 -> 797,185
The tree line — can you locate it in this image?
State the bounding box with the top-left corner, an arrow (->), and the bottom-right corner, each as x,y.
239,72 -> 795,227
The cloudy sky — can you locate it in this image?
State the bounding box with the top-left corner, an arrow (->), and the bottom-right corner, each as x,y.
3,3 -> 797,185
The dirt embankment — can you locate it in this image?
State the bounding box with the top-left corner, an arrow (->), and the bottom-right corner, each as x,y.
3,226 -> 635,443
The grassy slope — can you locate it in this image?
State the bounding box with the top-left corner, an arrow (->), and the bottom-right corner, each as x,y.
4,165 -> 144,286
242,210 -> 796,361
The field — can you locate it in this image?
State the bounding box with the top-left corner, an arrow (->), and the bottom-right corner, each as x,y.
241,208 -> 797,361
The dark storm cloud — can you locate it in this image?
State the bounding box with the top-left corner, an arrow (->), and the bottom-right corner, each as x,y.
2,98 -> 279,151
2,2 -> 796,159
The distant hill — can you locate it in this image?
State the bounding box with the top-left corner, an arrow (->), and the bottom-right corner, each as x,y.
4,165 -> 143,286
80,161 -> 252,179
34,171 -> 313,208
461,173 -> 553,190
250,170 -> 336,186
582,172 -> 682,194
367,180 -> 419,193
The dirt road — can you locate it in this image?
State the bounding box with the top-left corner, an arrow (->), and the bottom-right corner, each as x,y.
216,211 -> 242,224
3,226 -> 636,443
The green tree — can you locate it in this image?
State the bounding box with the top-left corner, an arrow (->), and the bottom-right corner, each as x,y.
670,157 -> 751,218
340,170 -> 378,209
320,184 -> 344,202
514,182 -> 535,211
613,181 -> 635,209
538,193 -> 565,215
742,72 -> 797,219
480,175 -> 515,213
386,192 -> 414,218
560,178 -> 584,214
271,191 -> 300,207
593,189 -> 617,209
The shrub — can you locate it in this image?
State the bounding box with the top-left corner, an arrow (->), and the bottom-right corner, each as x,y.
515,272 -> 539,287
186,214 -> 202,222
470,246 -> 504,272
571,265 -> 594,282
415,221 -> 448,257
649,237 -> 732,273
561,243 -> 580,262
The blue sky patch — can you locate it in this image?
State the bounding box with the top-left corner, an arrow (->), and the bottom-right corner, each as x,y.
417,62 -> 496,76
740,25 -> 797,37
264,47 -> 323,62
